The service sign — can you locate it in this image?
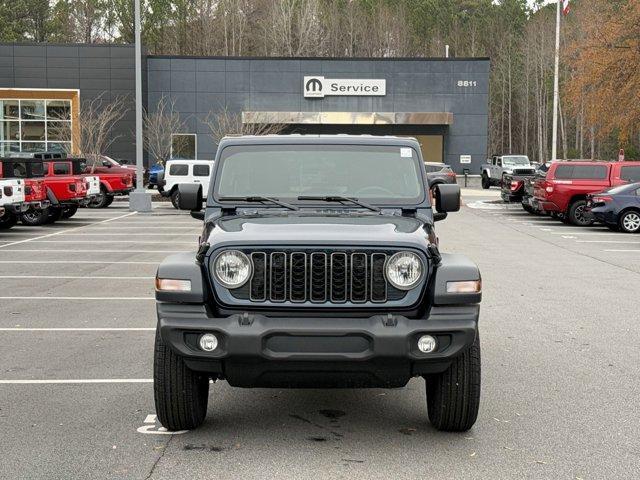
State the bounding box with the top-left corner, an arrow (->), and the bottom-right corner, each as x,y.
304,76 -> 386,98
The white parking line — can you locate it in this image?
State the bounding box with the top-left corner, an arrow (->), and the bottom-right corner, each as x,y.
576,240 -> 640,244
0,211 -> 137,249
550,231 -> 633,236
0,379 -> 153,384
0,260 -> 159,264
25,240 -> 194,244
0,327 -> 155,331
0,296 -> 153,300
0,249 -> 188,253
604,249 -> 640,252
0,275 -> 154,279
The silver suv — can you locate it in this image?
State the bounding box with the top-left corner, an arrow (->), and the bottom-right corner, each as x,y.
481,155 -> 535,189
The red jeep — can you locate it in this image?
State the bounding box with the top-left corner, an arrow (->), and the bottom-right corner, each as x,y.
533,161 -> 640,225
19,158 -> 90,225
0,158 -> 50,226
84,155 -> 134,208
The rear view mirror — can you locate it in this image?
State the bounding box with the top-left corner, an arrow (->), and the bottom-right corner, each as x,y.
177,183 -> 203,211
434,184 -> 461,214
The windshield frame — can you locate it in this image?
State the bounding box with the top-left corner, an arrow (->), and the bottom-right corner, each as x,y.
211,142 -> 428,208
502,155 -> 530,166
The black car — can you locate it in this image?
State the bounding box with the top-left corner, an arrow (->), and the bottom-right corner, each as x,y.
586,182 -> 640,233
154,135 -> 482,433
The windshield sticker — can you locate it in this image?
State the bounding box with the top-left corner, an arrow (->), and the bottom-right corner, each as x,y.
400,148 -> 412,158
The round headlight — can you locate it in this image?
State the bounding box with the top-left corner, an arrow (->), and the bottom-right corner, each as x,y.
385,251 -> 424,290
213,250 -> 252,288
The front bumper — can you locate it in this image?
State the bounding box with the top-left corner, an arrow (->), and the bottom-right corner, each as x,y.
157,302 -> 480,388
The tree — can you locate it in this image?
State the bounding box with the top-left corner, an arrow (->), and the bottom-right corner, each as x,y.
203,108 -> 285,145
51,94 -> 128,171
565,0 -> 640,145
143,97 -> 185,166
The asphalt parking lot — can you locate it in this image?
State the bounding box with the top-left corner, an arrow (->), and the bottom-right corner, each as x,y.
1,196 -> 638,479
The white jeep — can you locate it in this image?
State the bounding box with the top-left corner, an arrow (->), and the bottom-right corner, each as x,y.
481,155 -> 536,189
158,159 -> 214,209
0,178 -> 26,229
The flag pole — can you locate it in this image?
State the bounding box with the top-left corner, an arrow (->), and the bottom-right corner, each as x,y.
551,0 -> 561,162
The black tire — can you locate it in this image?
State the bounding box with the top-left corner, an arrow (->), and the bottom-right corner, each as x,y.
170,189 -> 180,209
61,205 -> 78,219
568,200 -> 593,226
20,207 -> 50,226
154,330 -> 209,431
0,211 -> 18,230
522,204 -> 536,215
88,185 -> 110,209
619,210 -> 640,233
481,173 -> 490,189
607,224 -> 620,232
46,206 -> 63,224
426,334 -> 481,432
103,195 -> 114,207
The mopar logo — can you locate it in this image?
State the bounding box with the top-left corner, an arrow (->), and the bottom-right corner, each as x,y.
305,77 -> 322,93
303,76 -> 324,97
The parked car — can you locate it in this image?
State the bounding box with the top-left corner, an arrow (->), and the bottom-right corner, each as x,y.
585,182 -> 640,233
0,157 -> 50,226
19,158 -> 90,225
0,178 -> 26,230
503,162 -> 549,205
83,155 -> 135,208
147,162 -> 164,189
481,155 -> 536,189
424,162 -> 457,194
154,135 -> 481,433
158,159 -> 214,208
532,161 -> 640,226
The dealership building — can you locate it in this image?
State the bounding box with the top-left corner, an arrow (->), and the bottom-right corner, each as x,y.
0,43 -> 489,173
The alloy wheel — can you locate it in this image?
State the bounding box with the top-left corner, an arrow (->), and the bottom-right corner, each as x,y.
622,212 -> 640,232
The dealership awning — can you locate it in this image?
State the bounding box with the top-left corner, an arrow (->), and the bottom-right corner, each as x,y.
242,111 -> 453,125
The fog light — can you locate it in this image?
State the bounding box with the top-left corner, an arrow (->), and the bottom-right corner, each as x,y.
199,334 -> 218,352
417,335 -> 437,353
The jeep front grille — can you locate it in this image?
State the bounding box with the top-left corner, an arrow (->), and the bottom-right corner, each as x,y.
227,249 -> 409,304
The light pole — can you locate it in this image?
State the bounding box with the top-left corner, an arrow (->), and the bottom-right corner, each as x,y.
129,0 -> 152,212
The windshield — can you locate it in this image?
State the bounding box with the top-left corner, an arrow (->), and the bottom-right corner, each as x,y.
215,144 -> 425,204
502,156 -> 530,166
606,183 -> 638,195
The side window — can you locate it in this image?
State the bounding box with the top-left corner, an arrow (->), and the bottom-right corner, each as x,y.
31,162 -> 44,176
169,163 -> 188,176
554,165 -> 573,179
620,166 -> 640,182
572,165 -> 607,179
12,162 -> 27,178
193,164 -> 210,177
492,157 -> 497,166
53,162 -> 70,175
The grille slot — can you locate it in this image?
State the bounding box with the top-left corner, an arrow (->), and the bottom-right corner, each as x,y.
229,249 -> 410,304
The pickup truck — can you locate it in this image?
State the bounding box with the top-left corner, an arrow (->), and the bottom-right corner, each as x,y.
501,163 -> 549,205
0,158 -> 50,227
16,158 -> 93,225
532,161 -> 640,225
0,178 -> 26,230
155,135 -> 481,432
481,155 -> 536,189
84,155 -> 135,208
158,159 -> 214,209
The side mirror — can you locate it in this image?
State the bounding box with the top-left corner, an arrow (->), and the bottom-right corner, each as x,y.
177,183 -> 203,211
190,211 -> 205,220
434,184 -> 461,214
102,160 -> 111,167
486,159 -> 491,164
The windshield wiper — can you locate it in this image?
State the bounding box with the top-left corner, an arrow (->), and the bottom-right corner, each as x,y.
297,195 -> 380,212
218,196 -> 299,211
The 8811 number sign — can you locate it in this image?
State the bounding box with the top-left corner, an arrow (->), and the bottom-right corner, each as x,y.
457,80 -> 478,87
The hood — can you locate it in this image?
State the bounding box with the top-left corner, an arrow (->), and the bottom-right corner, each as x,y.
205,213 -> 432,250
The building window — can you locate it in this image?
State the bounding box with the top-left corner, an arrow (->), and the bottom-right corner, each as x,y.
171,134 -> 196,159
0,99 -> 73,155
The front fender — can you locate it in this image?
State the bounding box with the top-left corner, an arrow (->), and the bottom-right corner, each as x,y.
432,253 -> 481,306
155,252 -> 206,303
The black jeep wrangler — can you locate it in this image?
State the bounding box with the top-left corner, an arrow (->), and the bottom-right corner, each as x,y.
154,135 -> 481,432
